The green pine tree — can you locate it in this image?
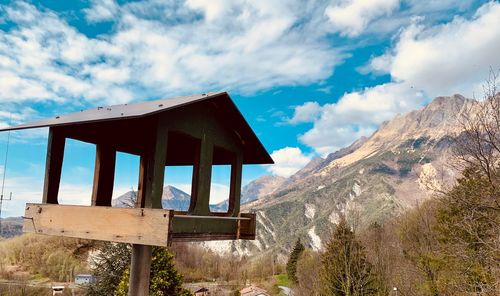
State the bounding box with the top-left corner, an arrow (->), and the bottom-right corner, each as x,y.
149,246 -> 192,296
87,243 -> 191,296
113,246 -> 192,296
286,238 -> 305,283
320,218 -> 377,296
86,242 -> 131,296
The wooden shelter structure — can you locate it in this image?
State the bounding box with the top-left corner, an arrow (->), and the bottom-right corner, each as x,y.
0,92 -> 272,295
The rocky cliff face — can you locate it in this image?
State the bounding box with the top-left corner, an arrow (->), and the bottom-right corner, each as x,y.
241,175 -> 286,204
222,94 -> 474,257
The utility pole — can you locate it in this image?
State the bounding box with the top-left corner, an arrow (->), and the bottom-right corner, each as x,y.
0,123 -> 12,237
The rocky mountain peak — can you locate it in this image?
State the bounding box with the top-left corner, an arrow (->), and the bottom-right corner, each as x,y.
316,95 -> 472,172
163,185 -> 190,201
232,94 -> 475,257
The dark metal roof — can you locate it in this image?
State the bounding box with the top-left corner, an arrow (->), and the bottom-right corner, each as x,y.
0,92 -> 223,131
0,92 -> 273,164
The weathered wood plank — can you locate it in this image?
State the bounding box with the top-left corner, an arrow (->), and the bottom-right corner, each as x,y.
23,203 -> 172,246
42,128 -> 65,204
91,144 -> 116,206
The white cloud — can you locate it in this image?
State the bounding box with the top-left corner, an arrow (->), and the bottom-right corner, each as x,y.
84,0 -> 120,22
0,1 -> 342,105
288,101 -> 322,124
209,183 -> 230,204
325,0 -> 400,37
299,2 -> 500,156
267,147 -> 312,177
185,0 -> 233,22
366,1 -> 500,98
298,82 -> 425,155
0,174 -> 95,217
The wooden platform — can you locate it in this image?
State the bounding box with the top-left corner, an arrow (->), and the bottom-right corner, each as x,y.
23,203 -> 256,246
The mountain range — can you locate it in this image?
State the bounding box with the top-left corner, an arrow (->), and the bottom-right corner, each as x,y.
113,185 -> 192,210
4,94 -> 474,259
111,176 -> 280,212
111,94 -> 472,257
0,216 -> 23,238
222,94 -> 472,257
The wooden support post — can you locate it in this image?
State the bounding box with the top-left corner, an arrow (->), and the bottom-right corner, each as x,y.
91,144 -> 116,206
129,118 -> 168,296
42,128 -> 65,204
136,156 -> 147,208
228,152 -> 243,217
129,245 -> 152,295
189,132 -> 213,216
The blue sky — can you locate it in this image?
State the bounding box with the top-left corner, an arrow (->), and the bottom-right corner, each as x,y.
0,0 -> 499,216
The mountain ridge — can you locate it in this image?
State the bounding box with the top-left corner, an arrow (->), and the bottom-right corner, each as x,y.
229,94 -> 473,257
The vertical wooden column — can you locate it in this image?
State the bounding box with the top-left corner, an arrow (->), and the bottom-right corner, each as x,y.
228,152 -> 243,217
128,118 -> 168,296
91,144 -> 116,206
129,245 -> 152,295
189,132 -> 213,216
42,127 -> 65,204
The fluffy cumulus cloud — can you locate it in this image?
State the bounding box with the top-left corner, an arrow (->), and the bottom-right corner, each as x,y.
299,1 -> 500,156
0,0 -> 342,106
325,0 -> 400,37
267,147 -> 312,177
368,1 -> 500,98
84,0 -> 120,22
299,82 -> 424,155
288,101 -> 322,124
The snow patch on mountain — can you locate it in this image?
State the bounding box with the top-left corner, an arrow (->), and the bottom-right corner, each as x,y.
201,241 -> 233,255
352,181 -> 361,197
329,211 -> 340,224
308,226 -> 322,251
305,203 -> 316,219
418,163 -> 441,192
257,211 -> 276,240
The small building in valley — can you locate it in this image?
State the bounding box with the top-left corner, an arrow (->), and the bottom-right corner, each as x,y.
74,274 -> 96,285
240,285 -> 270,296
194,287 -> 210,296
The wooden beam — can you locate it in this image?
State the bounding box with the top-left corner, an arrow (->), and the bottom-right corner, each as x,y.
228,152 -> 243,217
189,132 -> 213,216
129,245 -> 152,296
91,144 -> 116,206
170,212 -> 256,241
129,117 -> 168,296
42,128 -> 65,204
138,119 -> 168,209
23,204 -> 173,246
136,155 -> 147,208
